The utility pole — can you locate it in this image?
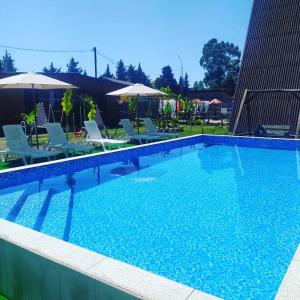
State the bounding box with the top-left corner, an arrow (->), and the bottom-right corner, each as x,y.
93,47 -> 97,78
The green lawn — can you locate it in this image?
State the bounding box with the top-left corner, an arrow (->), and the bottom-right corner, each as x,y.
0,124 -> 229,170
104,124 -> 229,138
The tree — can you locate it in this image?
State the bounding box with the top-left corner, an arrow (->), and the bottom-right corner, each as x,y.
222,72 -> 236,95
2,51 -> 17,72
127,96 -> 138,114
193,81 -> 205,90
126,64 -> 137,83
20,104 -> 39,145
82,96 -> 96,120
154,65 -> 178,93
136,63 -> 150,85
43,62 -> 61,73
124,62 -> 151,85
66,57 -> 82,74
83,69 -> 87,76
183,73 -> 189,95
160,86 -> 177,100
178,76 -> 184,94
102,64 -> 113,78
61,89 -> 73,140
115,59 -> 126,80
164,102 -> 172,115
0,59 -> 3,72
199,38 -> 241,95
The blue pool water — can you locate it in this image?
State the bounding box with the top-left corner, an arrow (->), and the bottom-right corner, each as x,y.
1,136 -> 300,299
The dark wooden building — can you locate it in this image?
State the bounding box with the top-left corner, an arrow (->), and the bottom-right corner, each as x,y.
230,0 -> 300,134
0,73 -> 131,130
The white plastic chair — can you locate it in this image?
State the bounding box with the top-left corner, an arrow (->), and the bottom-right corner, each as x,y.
2,125 -> 58,165
120,119 -> 161,144
143,118 -> 178,139
84,120 -> 127,151
46,123 -> 94,157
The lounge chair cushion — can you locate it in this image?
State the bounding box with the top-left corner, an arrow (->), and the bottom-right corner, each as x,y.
255,125 -> 290,138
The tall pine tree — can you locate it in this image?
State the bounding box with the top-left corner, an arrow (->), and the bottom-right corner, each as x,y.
155,65 -> 178,93
2,51 -> 17,72
183,73 -> 189,95
102,64 -> 113,78
66,57 -> 82,74
43,62 -> 61,73
178,76 -> 184,94
136,63 -> 150,85
193,81 -> 205,90
126,64 -> 137,83
115,59 -> 127,80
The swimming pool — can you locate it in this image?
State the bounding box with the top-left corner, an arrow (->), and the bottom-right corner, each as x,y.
0,135 -> 299,299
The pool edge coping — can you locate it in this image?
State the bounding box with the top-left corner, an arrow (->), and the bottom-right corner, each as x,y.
0,134 -> 202,174
0,218 -> 221,300
1,133 -> 299,175
276,245 -> 300,299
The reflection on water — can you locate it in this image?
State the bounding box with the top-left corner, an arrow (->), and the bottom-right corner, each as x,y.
63,174 -> 76,241
1,144 -> 204,228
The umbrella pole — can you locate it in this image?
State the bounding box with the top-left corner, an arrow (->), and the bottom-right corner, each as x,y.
137,94 -> 140,134
32,85 -> 39,149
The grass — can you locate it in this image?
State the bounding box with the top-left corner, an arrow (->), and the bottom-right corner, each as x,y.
0,124 -> 229,170
104,124 -> 229,138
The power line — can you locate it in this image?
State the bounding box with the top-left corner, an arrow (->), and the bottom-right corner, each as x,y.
0,44 -> 91,53
0,44 -> 119,66
96,50 -> 118,66
0,43 -> 163,78
96,51 -> 161,77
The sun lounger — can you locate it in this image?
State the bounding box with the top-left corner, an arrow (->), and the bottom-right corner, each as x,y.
120,119 -> 161,144
84,120 -> 127,151
2,125 -> 58,165
46,123 -> 94,157
255,125 -> 291,138
143,118 -> 178,139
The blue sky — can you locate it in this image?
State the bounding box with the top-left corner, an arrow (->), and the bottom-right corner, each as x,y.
0,0 -> 253,84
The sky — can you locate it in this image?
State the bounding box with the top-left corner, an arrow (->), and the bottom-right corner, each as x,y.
0,0 -> 253,84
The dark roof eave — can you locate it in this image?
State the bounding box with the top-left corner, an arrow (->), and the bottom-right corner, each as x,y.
100,76 -> 133,86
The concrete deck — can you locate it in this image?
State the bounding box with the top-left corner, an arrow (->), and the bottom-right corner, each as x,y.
276,245 -> 300,299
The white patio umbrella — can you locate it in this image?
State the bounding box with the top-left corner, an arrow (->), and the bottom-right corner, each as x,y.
106,83 -> 166,132
106,83 -> 166,97
0,72 -> 78,147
